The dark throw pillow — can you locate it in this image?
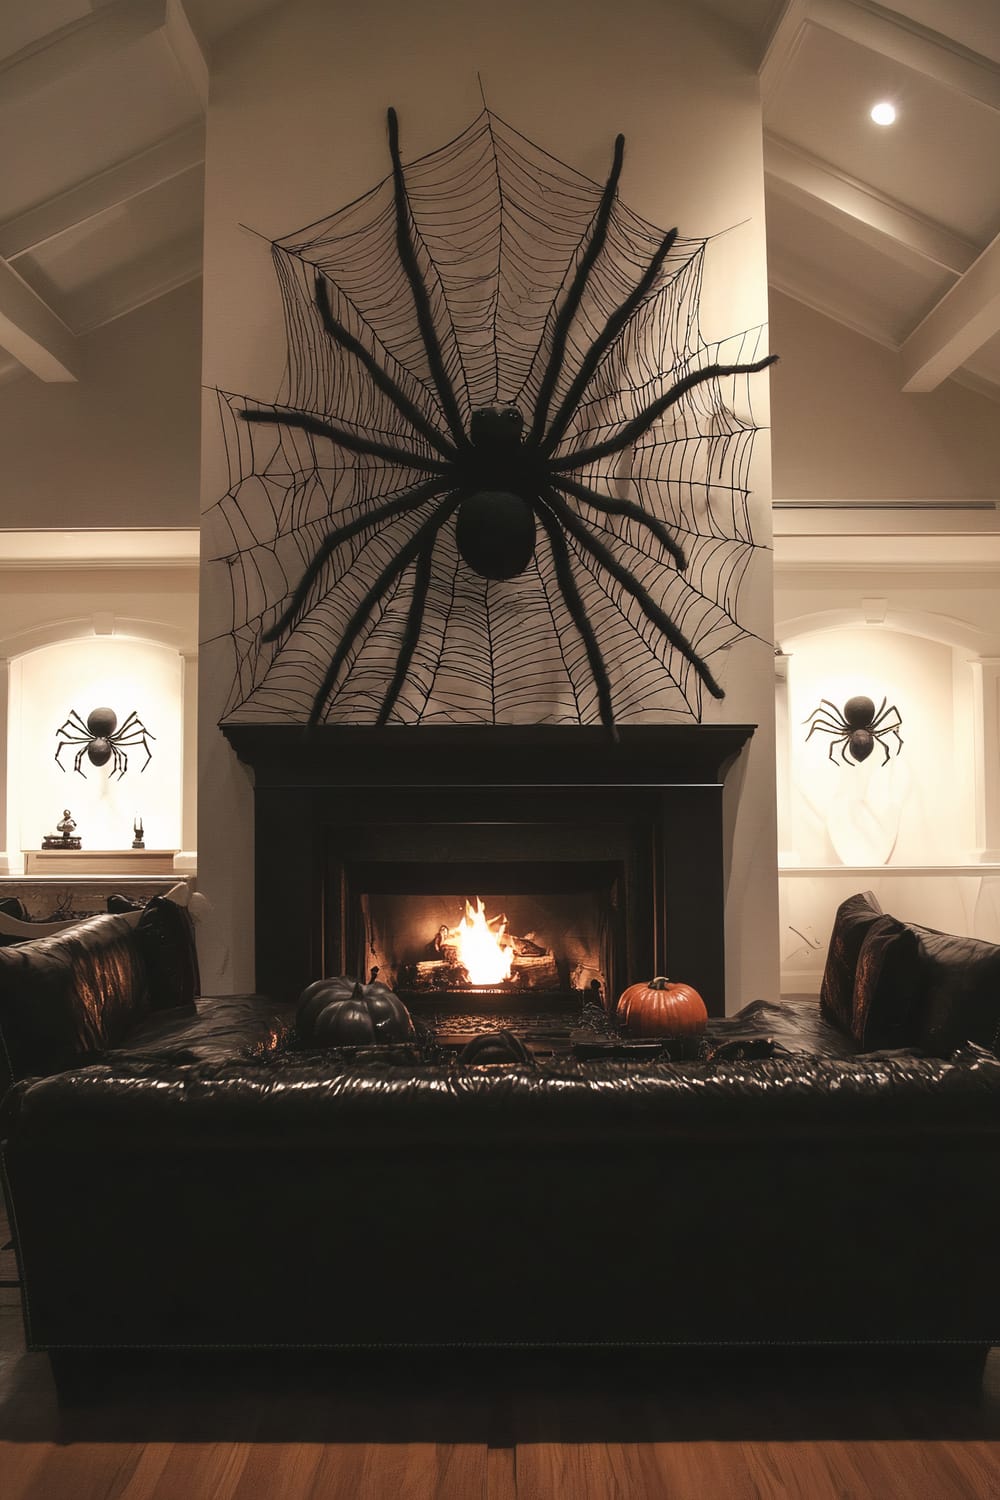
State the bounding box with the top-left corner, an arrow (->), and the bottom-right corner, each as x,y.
851,915 -> 922,1051
820,891 -> 884,1034
136,896 -> 200,1012
911,926 -> 1000,1060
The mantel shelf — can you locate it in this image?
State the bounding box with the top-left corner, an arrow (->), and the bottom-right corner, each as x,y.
24,849 -> 179,875
779,863 -> 1000,876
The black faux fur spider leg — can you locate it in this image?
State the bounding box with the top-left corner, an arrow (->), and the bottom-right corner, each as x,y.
239,108 -> 776,733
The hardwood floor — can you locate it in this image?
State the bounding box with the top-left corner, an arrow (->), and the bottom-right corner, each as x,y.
1,1214 -> 998,1498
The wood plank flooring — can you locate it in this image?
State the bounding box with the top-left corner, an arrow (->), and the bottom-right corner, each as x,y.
1,1207 -> 998,1499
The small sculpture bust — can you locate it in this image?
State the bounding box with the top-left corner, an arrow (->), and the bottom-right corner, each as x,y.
57,809 -> 76,839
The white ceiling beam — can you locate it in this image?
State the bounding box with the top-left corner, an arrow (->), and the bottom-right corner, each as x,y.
763,134 -> 977,276
901,229 -> 1000,390
164,0 -> 208,111
767,266 -> 899,349
0,124 -> 205,262
0,0 -> 168,104
759,0 -> 810,100
0,0 -> 207,113
0,259 -> 78,382
801,0 -> 1000,111
66,231 -> 203,335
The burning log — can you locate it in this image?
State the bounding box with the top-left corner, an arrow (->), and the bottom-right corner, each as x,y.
413,896 -> 559,990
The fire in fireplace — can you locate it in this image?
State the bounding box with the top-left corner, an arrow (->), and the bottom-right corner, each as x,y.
358,875 -> 612,1008
427,897 -> 520,987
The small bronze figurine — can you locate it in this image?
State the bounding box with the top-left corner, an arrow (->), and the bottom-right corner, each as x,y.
42,810 -> 81,850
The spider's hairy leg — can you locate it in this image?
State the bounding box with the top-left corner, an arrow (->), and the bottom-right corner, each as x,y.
871,699 -> 903,732
549,356 -> 779,474
55,710 -> 92,740
306,493 -> 464,727
527,132 -> 625,447
113,745 -> 129,780
839,739 -> 855,767
387,108 -> 469,452
54,734 -> 88,772
73,745 -> 89,778
375,540 -> 435,727
114,712 -> 155,772
804,716 -> 848,743
550,474 -> 687,570
540,486 -> 724,700
534,504 -> 618,740
313,274 -> 457,461
541,225 -> 679,458
262,475 -> 454,644
238,407 -> 449,476
803,701 -> 847,741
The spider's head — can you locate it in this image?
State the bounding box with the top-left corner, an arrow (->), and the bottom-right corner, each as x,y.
470,405 -> 524,450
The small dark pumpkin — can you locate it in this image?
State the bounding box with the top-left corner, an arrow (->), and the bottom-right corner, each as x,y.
296,975 -> 415,1046
616,976 -> 707,1039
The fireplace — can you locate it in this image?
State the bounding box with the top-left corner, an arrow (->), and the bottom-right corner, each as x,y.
222,724 -> 754,1015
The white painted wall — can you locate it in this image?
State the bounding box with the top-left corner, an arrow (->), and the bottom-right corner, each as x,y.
769,290 -> 1000,500
0,281 -> 201,530
199,0 -> 778,1006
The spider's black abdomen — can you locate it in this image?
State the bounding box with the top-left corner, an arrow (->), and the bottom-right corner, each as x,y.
88,738 -> 113,767
456,490 -> 536,580
457,404 -> 538,579
849,729 -> 875,762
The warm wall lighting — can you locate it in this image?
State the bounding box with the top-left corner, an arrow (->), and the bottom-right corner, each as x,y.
870,101 -> 897,126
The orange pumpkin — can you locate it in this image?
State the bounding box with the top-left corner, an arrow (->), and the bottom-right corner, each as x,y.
616,976 -> 707,1038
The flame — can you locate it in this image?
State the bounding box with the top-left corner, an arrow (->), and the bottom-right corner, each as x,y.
452,897 -> 514,986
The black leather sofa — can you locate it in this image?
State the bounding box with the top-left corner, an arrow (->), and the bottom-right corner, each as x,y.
1,891 -> 997,1386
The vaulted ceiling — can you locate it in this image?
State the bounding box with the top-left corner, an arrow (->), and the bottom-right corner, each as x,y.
1,0 -> 998,399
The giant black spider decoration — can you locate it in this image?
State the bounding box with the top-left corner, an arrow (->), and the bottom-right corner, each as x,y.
54,707 -> 155,779
803,695 -> 903,766
235,108 -> 776,735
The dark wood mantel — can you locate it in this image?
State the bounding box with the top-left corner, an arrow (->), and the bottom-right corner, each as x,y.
222,722 -> 754,787
222,722 -> 755,1012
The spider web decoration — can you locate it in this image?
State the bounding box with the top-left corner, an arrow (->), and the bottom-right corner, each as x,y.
205,107 -> 771,727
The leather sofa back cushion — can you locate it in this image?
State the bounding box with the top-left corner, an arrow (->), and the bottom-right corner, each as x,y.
820,891 -> 883,1033
136,896 -> 200,1011
912,926 -> 1000,1059
851,915 -> 921,1050
0,914 -> 149,1091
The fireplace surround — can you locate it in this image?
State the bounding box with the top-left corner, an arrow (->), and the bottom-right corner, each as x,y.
220,720 -> 749,1014
223,724 -> 754,1014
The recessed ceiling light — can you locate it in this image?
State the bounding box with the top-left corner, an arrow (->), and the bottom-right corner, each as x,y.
870,101 -> 896,126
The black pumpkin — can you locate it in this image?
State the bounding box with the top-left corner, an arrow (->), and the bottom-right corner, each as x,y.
296,975 -> 415,1046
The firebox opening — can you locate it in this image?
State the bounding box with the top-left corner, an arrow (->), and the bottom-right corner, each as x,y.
350,860 -> 621,1010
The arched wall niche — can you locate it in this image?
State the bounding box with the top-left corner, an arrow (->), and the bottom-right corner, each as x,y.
2,624 -> 196,875
775,608 -> 1000,995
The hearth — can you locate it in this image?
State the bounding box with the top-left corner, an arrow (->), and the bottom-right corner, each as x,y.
223,724 -> 754,1015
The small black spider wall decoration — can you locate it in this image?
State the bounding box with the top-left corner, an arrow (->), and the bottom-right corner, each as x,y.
54,707 -> 155,779
235,108 -> 777,736
803,695 -> 903,766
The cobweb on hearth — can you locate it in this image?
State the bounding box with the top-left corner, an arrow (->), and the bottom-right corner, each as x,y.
204,107 -> 771,725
